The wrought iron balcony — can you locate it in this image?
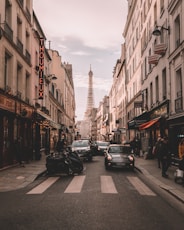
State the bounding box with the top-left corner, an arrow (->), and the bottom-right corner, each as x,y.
17,38 -> 23,54
4,22 -> 13,41
148,54 -> 160,65
154,43 -> 167,55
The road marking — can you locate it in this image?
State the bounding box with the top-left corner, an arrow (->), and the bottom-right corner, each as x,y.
27,177 -> 60,194
127,176 -> 156,196
64,175 -> 86,193
101,175 -> 118,194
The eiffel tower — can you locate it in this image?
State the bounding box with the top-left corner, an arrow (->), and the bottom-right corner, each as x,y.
84,66 -> 94,120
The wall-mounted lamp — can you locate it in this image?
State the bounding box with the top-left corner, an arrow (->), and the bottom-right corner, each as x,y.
152,26 -> 170,36
48,74 -> 57,80
45,74 -> 57,84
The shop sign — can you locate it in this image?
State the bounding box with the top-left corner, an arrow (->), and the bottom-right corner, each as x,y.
150,103 -> 168,119
38,38 -> 44,99
16,102 -> 33,118
0,94 -> 15,112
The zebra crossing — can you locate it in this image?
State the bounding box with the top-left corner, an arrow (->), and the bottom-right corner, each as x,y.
26,175 -> 156,196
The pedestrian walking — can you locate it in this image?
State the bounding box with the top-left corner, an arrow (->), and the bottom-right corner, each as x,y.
160,137 -> 170,178
56,134 -> 66,153
154,135 -> 162,168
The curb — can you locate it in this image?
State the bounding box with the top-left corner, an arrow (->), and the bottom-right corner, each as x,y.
35,169 -> 47,180
135,165 -> 184,203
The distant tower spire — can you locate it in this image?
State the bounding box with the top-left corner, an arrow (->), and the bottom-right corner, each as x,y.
84,66 -> 94,119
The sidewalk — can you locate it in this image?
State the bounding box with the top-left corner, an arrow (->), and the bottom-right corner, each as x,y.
0,154 -> 47,192
135,156 -> 184,203
0,155 -> 183,203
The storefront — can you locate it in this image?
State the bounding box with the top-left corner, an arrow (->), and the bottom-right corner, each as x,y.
0,92 -> 34,168
167,114 -> 184,161
138,100 -> 169,156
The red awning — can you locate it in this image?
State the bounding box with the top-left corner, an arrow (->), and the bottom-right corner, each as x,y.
139,117 -> 160,130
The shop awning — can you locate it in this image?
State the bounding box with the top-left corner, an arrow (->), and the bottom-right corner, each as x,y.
139,117 -> 161,130
128,112 -> 149,129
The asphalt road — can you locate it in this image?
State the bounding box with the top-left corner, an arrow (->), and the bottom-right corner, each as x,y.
0,156 -> 183,230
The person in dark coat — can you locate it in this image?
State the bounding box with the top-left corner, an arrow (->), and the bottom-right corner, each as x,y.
154,136 -> 162,168
160,137 -> 170,178
56,135 -> 66,153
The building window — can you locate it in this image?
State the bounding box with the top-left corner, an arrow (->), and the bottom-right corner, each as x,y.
17,16 -> 23,53
4,52 -> 12,91
155,76 -> 159,102
26,72 -> 30,102
17,64 -> 22,98
160,0 -> 164,14
162,68 -> 167,100
175,15 -> 180,48
176,68 -> 182,98
51,83 -> 55,95
150,82 -> 153,106
154,2 -> 157,26
5,0 -> 12,26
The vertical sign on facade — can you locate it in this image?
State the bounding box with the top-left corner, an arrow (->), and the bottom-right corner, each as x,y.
38,38 -> 44,99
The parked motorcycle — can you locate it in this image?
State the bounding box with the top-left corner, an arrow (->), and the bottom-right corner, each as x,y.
46,149 -> 83,175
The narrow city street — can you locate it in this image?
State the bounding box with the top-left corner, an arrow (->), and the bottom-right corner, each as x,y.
0,156 -> 183,230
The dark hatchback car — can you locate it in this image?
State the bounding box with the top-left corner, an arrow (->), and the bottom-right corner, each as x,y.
71,139 -> 93,161
104,144 -> 134,170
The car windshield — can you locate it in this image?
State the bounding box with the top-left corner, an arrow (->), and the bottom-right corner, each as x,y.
72,140 -> 89,147
109,146 -> 131,154
96,142 -> 109,146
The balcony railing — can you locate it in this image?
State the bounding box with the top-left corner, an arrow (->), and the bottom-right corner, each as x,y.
154,43 -> 167,55
148,54 -> 160,65
17,0 -> 23,7
17,38 -> 23,54
25,49 -> 31,64
25,7 -> 31,22
17,91 -> 22,99
4,22 -> 13,41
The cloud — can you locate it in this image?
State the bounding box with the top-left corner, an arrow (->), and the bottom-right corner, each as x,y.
70,51 -> 91,56
33,0 -> 128,120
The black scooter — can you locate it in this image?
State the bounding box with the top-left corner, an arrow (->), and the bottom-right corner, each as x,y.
46,149 -> 83,175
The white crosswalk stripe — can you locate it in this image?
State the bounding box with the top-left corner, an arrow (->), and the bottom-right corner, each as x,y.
26,175 -> 156,196
101,175 -> 118,194
127,176 -> 156,196
64,175 -> 85,193
27,177 -> 60,194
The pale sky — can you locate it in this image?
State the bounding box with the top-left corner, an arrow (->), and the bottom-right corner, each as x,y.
33,0 -> 128,120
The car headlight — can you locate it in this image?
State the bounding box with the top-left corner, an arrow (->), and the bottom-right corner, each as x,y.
107,154 -> 112,161
86,147 -> 90,151
128,155 -> 134,161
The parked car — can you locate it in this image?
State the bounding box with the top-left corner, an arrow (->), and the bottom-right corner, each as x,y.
71,139 -> 93,161
95,141 -> 110,156
104,144 -> 135,170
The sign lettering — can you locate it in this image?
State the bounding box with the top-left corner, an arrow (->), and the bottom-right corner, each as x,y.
38,38 -> 44,99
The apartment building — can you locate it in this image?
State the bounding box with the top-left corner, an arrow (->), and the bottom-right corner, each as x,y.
0,0 -> 75,168
109,44 -> 126,144
121,0 -> 184,158
167,0 -> 184,159
0,0 -> 35,167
